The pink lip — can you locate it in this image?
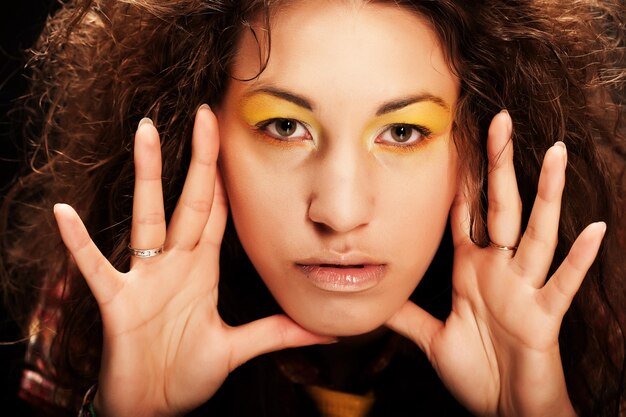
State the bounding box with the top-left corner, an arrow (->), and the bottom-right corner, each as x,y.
296,264 -> 386,292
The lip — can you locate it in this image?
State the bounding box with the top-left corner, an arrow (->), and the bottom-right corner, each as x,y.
295,257 -> 386,292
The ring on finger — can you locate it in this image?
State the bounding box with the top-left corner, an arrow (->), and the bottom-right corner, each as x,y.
128,244 -> 164,258
488,240 -> 518,252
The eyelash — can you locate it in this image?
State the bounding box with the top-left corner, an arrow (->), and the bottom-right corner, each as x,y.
255,119 -> 433,148
375,124 -> 432,148
255,119 -> 312,142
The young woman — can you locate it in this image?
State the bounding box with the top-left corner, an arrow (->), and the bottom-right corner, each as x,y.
1,0 -> 624,416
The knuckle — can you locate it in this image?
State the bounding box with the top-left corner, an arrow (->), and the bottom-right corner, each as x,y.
487,196 -> 522,214
511,258 -> 529,276
274,317 -> 292,346
564,255 -> 586,274
487,197 -> 510,213
182,198 -> 213,213
535,192 -> 552,205
135,175 -> 163,184
194,156 -> 217,168
134,212 -> 166,226
199,235 -> 222,249
212,189 -> 228,206
89,255 -> 108,278
550,276 -> 572,301
525,223 -> 556,249
74,232 -> 93,252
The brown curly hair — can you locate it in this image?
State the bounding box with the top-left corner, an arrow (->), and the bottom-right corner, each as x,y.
1,0 -> 625,415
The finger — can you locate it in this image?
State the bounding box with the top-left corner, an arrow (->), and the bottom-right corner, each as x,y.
168,105 -> 219,250
513,142 -> 567,284
53,204 -> 122,304
130,118 -> 166,268
486,111 -> 522,248
198,169 -> 228,255
450,184 -> 472,248
538,222 -> 606,317
226,314 -> 335,371
385,301 -> 443,361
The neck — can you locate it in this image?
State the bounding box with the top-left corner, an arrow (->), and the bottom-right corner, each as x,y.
275,326 -> 399,393
312,326 -> 395,393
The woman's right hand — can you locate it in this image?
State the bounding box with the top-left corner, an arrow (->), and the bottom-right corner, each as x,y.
53,105 -> 333,417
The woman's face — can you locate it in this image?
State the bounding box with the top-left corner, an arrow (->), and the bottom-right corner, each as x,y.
217,0 -> 460,336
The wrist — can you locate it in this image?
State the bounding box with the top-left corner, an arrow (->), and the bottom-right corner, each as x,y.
86,384 -> 184,417
497,404 -> 577,417
496,346 -> 577,417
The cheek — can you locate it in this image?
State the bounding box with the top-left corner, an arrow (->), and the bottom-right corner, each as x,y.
219,123 -> 308,258
386,169 -> 456,252
377,141 -> 458,261
382,183 -> 452,299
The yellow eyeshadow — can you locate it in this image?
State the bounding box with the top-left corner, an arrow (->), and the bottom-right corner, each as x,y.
239,93 -> 321,133
375,133 -> 451,155
363,101 -> 452,141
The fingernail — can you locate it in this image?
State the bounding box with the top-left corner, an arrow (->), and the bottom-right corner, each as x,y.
320,338 -> 339,345
198,103 -> 211,112
138,117 -> 153,129
499,109 -> 512,135
554,141 -> 567,164
597,221 -> 607,235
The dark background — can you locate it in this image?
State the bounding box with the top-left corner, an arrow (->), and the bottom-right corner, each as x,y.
1,1 -> 60,412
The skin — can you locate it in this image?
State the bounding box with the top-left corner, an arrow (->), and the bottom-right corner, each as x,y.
217,0 -> 459,336
52,1 -> 606,416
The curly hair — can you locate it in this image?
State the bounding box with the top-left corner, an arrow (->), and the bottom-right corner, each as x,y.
1,0 -> 624,415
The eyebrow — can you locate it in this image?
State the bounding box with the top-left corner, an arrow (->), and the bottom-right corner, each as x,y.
375,94 -> 450,116
244,87 -> 450,115
244,87 -> 314,111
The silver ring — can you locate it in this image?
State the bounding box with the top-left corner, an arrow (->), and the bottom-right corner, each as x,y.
128,244 -> 164,258
488,241 -> 518,251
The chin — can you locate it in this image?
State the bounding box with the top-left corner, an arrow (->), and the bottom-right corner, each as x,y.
287,306 -> 392,337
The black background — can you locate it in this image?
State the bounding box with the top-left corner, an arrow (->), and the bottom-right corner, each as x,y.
1,1 -> 60,413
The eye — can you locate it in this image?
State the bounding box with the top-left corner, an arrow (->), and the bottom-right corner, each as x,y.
257,118 -> 312,141
375,124 -> 431,147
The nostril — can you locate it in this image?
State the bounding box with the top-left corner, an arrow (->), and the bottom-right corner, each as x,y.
307,178 -> 374,234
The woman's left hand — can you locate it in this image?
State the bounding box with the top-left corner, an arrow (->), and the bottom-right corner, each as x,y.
385,111 -> 605,417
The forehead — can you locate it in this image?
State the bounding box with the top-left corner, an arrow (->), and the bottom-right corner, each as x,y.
230,0 -> 459,109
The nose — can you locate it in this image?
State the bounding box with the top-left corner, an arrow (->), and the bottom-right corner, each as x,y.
307,143 -> 374,233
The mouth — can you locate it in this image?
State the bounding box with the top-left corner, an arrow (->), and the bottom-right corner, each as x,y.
295,263 -> 386,292
318,263 -> 365,268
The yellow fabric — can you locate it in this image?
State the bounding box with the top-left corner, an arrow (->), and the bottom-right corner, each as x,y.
305,385 -> 375,417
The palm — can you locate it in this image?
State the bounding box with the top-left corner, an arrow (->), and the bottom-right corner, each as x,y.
97,250 -> 226,414
54,108 -> 330,417
387,112 -> 604,417
430,246 -> 562,414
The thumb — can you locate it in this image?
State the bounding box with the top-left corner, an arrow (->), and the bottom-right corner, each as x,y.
227,314 -> 335,370
385,301 -> 443,361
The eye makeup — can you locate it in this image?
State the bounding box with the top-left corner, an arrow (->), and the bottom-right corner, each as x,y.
239,93 -> 321,146
238,91 -> 452,153
364,101 -> 452,153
